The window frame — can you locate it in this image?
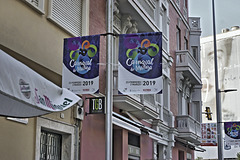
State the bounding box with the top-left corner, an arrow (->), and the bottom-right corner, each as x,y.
40,130 -> 62,160
35,117 -> 76,160
47,0 -> 89,37
21,0 -> 45,15
176,26 -> 181,50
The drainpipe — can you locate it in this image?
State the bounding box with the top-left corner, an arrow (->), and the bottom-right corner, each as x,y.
106,0 -> 113,160
74,120 -> 80,160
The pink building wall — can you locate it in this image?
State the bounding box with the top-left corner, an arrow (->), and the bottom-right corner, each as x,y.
80,0 -> 106,159
169,0 -> 194,159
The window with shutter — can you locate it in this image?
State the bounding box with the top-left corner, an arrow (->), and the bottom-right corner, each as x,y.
22,0 -> 45,14
48,0 -> 82,37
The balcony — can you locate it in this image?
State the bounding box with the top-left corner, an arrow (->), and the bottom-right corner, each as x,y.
176,50 -> 201,85
176,115 -> 201,144
113,70 -> 159,119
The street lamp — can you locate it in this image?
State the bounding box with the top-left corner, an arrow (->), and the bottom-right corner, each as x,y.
211,0 -> 238,158
211,0 -> 224,159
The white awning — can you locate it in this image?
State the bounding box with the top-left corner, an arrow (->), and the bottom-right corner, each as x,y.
0,50 -> 81,118
113,116 -> 141,134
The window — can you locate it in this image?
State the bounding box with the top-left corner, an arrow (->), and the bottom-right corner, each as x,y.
187,153 -> 192,160
184,37 -> 188,50
128,132 -> 140,160
163,77 -> 169,108
178,150 -> 184,160
176,26 -> 181,50
128,132 -> 140,147
35,117 -> 75,160
192,101 -> 200,121
22,0 -> 45,14
143,94 -> 155,105
162,5 -> 168,37
178,92 -> 183,115
192,46 -> 198,61
187,102 -> 191,115
184,0 -> 188,8
48,0 -> 83,36
40,130 -> 62,160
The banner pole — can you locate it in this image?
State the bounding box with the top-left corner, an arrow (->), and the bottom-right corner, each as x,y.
212,0 -> 223,159
106,0 -> 113,160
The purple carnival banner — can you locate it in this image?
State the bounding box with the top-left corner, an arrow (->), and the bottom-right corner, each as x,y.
62,35 -> 100,94
224,121 -> 240,146
118,32 -> 162,94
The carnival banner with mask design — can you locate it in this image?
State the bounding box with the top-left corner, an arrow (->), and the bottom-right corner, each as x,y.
63,35 -> 100,94
118,32 -> 162,94
224,121 -> 240,146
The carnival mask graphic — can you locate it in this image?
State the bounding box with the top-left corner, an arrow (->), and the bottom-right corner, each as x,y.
68,39 -> 98,75
227,123 -> 240,138
125,38 -> 159,74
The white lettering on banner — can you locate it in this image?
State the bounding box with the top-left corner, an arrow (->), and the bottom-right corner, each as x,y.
69,59 -> 75,68
69,59 -> 92,72
126,58 -> 154,72
75,59 -> 92,72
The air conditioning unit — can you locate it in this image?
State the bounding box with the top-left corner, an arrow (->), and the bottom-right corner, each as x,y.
73,100 -> 84,120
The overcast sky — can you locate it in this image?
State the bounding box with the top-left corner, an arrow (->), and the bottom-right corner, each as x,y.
189,0 -> 240,37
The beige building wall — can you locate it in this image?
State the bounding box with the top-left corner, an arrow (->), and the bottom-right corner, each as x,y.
0,0 -> 89,159
0,117 -> 36,160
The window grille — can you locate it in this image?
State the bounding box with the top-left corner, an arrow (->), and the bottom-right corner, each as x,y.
40,130 -> 62,160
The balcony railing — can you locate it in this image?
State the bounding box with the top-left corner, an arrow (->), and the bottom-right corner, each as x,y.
176,115 -> 201,144
176,50 -> 201,85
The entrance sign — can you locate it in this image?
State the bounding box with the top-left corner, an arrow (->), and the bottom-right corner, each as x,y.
88,97 -> 105,114
63,35 -> 100,94
0,50 -> 81,118
224,121 -> 240,146
118,32 -> 162,94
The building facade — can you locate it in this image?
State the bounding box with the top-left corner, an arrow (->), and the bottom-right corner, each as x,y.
169,0 -> 203,160
0,0 -> 202,160
0,0 -> 90,159
196,27 -> 240,160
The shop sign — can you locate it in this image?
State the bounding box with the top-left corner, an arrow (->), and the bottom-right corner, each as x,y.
0,50 -> 80,117
88,97 -> 105,114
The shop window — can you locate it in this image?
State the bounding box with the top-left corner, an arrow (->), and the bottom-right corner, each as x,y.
40,130 -> 62,160
128,132 -> 140,147
47,0 -> 83,36
128,132 -> 140,160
